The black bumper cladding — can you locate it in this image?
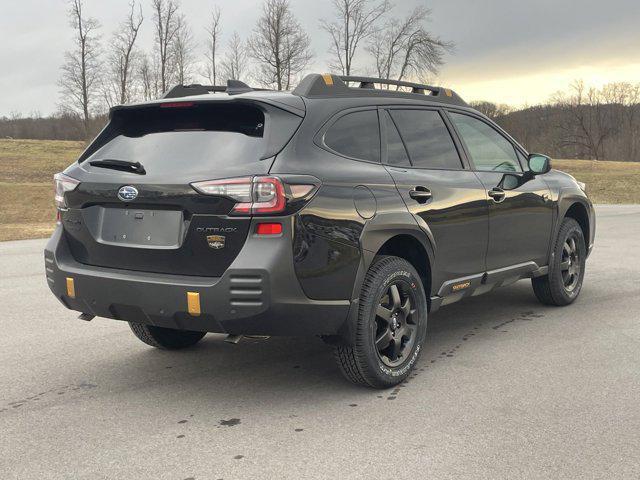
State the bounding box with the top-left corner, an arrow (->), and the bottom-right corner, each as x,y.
44,223 -> 350,336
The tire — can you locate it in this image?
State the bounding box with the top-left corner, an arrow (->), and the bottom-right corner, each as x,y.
128,323 -> 206,350
334,256 -> 428,389
532,217 -> 586,306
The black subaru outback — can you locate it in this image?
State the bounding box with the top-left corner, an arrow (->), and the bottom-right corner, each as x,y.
45,74 -> 595,388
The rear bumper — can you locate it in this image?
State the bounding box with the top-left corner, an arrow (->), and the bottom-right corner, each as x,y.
44,223 -> 351,336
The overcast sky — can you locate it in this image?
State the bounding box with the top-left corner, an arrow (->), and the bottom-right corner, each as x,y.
1,0 -> 640,116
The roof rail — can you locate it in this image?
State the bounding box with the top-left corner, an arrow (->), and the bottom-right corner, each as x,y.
162,80 -> 258,99
292,73 -> 467,106
341,76 -> 440,95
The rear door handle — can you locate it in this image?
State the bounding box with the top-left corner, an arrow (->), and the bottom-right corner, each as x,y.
409,187 -> 432,203
488,188 -> 506,203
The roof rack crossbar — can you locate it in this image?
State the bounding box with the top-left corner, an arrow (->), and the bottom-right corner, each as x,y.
340,76 -> 441,95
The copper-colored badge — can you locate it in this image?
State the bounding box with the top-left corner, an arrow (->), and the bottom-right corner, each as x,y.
206,235 -> 225,250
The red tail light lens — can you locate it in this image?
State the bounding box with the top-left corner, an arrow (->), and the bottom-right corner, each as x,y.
54,173 -> 80,210
252,177 -> 286,214
256,223 -> 283,235
191,176 -> 316,216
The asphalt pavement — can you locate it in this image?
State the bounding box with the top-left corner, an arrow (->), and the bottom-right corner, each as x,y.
1,205 -> 639,479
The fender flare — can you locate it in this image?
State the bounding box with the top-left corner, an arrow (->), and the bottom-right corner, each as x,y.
549,189 -> 592,265
334,211 -> 436,344
352,211 -> 436,301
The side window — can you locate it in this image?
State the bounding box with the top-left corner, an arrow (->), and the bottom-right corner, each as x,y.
449,112 -> 522,172
389,109 -> 463,170
383,110 -> 411,167
324,110 -> 380,162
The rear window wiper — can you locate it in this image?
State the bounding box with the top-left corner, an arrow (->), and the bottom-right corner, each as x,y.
89,159 -> 146,175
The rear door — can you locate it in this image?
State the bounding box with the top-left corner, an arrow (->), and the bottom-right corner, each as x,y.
381,107 -> 488,290
446,111 -> 553,270
61,100 -> 302,276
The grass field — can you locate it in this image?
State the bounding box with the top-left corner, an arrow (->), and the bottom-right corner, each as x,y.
0,139 -> 638,241
0,139 -> 85,241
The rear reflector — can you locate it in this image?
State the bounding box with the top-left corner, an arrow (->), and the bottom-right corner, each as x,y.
66,277 -> 76,298
256,223 -> 283,235
187,292 -> 201,316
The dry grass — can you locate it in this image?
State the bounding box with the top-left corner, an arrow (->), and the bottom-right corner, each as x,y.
0,139 -> 638,241
0,139 -> 84,241
553,159 -> 640,204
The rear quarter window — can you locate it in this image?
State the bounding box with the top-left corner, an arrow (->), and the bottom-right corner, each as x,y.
323,110 -> 380,162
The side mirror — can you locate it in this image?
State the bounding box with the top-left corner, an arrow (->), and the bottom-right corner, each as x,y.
528,154 -> 552,175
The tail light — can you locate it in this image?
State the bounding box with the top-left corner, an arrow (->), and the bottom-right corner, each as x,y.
191,176 -> 317,216
54,173 -> 80,210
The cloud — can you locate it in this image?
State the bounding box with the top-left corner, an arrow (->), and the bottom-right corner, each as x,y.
1,0 -> 639,114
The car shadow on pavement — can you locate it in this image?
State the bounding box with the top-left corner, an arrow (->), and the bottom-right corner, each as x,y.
2,281 -> 564,417
65,281 -> 556,407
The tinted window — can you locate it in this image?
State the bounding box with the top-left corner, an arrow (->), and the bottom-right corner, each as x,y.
449,113 -> 522,172
383,111 -> 410,167
324,110 -> 380,162
390,110 -> 462,169
83,104 -> 285,176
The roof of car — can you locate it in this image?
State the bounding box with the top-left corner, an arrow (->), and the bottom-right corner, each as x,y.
111,74 -> 468,117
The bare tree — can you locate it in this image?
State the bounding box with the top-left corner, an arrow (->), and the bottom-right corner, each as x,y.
139,53 -> 161,100
151,0 -> 181,93
248,0 -> 313,90
172,16 -> 196,85
601,82 -> 640,161
321,0 -> 389,76
368,6 -> 452,83
59,0 -> 101,134
103,1 -> 144,107
204,6 -> 222,85
553,80 -> 616,160
221,32 -> 248,81
469,101 -> 512,120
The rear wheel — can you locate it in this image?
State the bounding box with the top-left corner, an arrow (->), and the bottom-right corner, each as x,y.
334,256 -> 428,388
129,323 -> 206,350
532,217 -> 586,306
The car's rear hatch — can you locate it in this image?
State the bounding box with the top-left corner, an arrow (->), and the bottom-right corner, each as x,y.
60,97 -> 303,277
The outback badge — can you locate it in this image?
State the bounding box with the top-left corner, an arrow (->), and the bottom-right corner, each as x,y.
206,234 -> 225,250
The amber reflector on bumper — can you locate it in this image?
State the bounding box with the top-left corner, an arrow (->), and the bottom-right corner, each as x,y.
187,292 -> 201,316
66,277 -> 76,298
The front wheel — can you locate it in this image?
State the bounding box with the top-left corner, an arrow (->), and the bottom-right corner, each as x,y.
129,323 -> 206,350
532,217 -> 586,306
334,256 -> 428,388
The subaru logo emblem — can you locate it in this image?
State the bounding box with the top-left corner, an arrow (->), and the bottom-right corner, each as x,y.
117,185 -> 138,202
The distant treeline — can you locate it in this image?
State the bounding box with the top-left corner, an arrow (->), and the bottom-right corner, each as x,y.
474,81 -> 640,162
0,113 -> 107,142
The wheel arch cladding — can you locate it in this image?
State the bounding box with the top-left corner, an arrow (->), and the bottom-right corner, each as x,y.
564,202 -> 590,243
375,234 -> 432,300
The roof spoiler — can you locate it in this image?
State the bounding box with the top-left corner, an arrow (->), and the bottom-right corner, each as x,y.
163,80 -> 258,99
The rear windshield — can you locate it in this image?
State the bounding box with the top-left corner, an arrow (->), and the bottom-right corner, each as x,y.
83,103 -> 268,172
